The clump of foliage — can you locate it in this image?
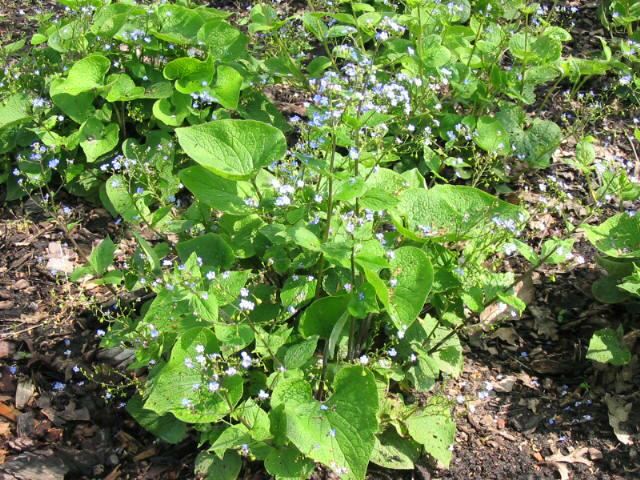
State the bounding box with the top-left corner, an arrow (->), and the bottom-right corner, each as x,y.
582,211 -> 638,367
0,0 -> 638,478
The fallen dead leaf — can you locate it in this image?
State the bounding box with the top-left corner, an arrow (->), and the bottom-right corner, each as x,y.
13,280 -> 29,290
0,341 -> 15,359
15,380 -> 35,410
0,448 -> 69,479
0,301 -> 14,310
527,398 -> 541,414
0,402 -> 19,422
45,242 -> 76,274
0,422 -> 11,437
104,465 -> 121,480
604,394 -> 634,445
494,375 -> 517,393
546,447 -> 601,480
491,327 -> 521,346
133,447 -> 158,462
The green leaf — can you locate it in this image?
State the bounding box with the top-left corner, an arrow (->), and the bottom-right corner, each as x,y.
214,323 -> 253,354
592,275 -> 630,304
233,399 -> 271,441
176,233 -> 235,269
405,396 -> 455,467
264,445 -> 315,479
144,327 -> 243,423
211,270 -> 252,305
105,175 -> 150,223
91,3 -> 146,37
103,74 -> 146,102
586,328 -> 631,366
138,289 -> 202,335
89,236 -> 116,276
126,394 -> 187,444
0,94 -> 31,130
280,276 -> 317,311
213,65 -> 243,110
2,39 -> 25,53
302,13 -> 328,41
618,268 -> 640,297
210,425 -> 254,457
385,247 -> 433,329
271,366 -> 378,480
176,119 -> 287,180
133,232 -> 162,274
299,295 -> 350,339
31,33 -> 47,45
55,54 -> 111,95
475,116 -> 511,155
512,119 -> 562,168
180,166 -> 250,215
154,4 -> 204,45
289,225 -> 321,252
79,118 -> 119,162
541,238 -> 575,264
197,20 -> 249,61
348,282 -> 379,319
334,177 -> 368,202
195,451 -> 242,480
371,428 -> 420,470
421,315 -> 463,376
50,79 -> 96,124
152,93 -> 192,127
583,213 -> 640,259
509,33 -> 562,64
394,185 -> 526,242
163,56 -> 214,94
284,336 -> 319,369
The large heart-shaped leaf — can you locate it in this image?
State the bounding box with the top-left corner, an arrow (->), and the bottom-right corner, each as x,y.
370,428 -> 421,470
126,394 -> 187,444
393,185 -> 526,242
582,212 -> 640,259
586,328 -> 631,366
474,116 -> 511,155
50,79 -> 96,124
366,247 -> 433,329
144,327 -> 243,423
54,54 -> 111,95
79,118 -> 119,162
195,451 -> 242,480
198,19 -> 249,61
179,166 -> 250,215
176,119 -> 287,180
405,396 -> 455,467
163,56 -> 214,94
91,3 -> 146,37
512,119 -> 562,168
271,366 -> 378,480
298,295 -> 350,339
153,4 -> 204,45
0,94 -> 31,130
213,64 -> 243,110
176,233 -> 235,269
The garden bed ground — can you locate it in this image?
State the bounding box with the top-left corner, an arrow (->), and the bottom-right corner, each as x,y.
0,0 -> 639,479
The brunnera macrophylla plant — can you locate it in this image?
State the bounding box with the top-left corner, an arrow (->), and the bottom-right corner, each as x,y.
0,0 -> 617,478
581,210 -> 639,369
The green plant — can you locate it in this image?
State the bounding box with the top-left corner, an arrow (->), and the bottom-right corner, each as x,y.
1,0 -> 629,478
